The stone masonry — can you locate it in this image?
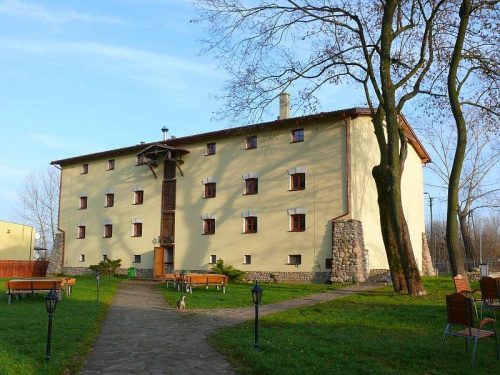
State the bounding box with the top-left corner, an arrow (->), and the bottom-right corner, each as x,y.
421,232 -> 436,276
47,231 -> 63,275
331,219 -> 368,283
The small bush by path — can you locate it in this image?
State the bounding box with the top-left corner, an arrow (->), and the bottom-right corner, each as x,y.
0,276 -> 121,375
160,282 -> 346,309
209,277 -> 498,374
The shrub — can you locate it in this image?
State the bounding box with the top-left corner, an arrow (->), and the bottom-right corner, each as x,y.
89,258 -> 122,276
210,259 -> 245,282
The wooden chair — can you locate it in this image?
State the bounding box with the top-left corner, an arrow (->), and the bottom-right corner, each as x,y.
441,293 -> 499,366
454,274 -> 481,318
479,277 -> 500,320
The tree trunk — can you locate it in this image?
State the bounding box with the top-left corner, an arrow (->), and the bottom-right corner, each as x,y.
371,0 -> 426,296
446,0 -> 470,277
458,211 -> 476,261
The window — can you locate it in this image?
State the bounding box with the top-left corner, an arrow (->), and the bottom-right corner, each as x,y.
132,223 -> 142,237
204,183 -> 216,198
134,190 -> 144,205
206,142 -> 216,155
136,155 -> 144,166
79,196 -> 88,210
244,255 -> 252,264
325,258 -> 333,269
291,173 -> 306,191
292,128 -> 304,143
210,254 -> 217,264
82,164 -> 89,174
291,214 -> 306,232
245,217 -> 258,233
104,224 -> 113,238
102,254 -> 108,261
134,255 -> 141,263
77,226 -> 86,239
105,193 -> 114,207
79,254 -> 85,262
245,178 -> 258,195
108,159 -> 115,170
246,135 -> 257,149
288,254 -> 302,265
203,219 -> 216,235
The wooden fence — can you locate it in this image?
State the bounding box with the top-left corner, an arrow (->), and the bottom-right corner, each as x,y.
0,260 -> 49,278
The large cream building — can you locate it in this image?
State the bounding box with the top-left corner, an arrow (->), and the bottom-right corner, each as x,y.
51,105 -> 430,282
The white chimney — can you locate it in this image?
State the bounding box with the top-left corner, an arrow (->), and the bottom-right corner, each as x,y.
279,92 -> 290,120
161,126 -> 169,141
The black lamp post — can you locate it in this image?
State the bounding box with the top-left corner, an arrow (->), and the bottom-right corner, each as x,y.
251,281 -> 263,350
96,271 -> 101,301
108,267 -> 112,282
44,288 -> 59,360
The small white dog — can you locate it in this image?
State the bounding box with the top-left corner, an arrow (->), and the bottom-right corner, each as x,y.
176,296 -> 186,310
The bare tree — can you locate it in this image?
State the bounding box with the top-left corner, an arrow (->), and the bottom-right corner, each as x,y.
420,0 -> 500,275
15,168 -> 60,250
194,0 -> 460,295
422,108 -> 500,263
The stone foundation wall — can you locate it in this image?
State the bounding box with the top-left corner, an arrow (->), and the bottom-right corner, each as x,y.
242,271 -> 331,284
331,220 -> 368,283
61,267 -> 153,278
47,231 -> 64,275
369,269 -> 391,283
421,233 -> 436,276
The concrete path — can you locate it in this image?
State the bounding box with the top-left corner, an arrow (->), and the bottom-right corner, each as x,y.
80,281 -> 380,374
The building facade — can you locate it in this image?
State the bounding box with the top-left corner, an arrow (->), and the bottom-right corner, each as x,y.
51,107 -> 430,282
0,221 -> 35,260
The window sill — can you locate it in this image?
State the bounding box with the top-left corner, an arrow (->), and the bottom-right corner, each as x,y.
244,193 -> 258,195
290,230 -> 306,232
286,263 -> 301,266
205,154 -> 216,156
131,235 -> 142,238
244,231 -> 257,234
291,140 -> 304,143
202,233 -> 215,235
77,238 -> 85,240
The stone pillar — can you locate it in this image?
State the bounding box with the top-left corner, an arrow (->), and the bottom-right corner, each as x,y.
331,220 -> 368,283
421,232 -> 436,276
47,231 -> 63,275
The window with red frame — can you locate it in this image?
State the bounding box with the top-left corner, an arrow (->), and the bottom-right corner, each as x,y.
79,196 -> 87,209
292,128 -> 304,142
206,142 -> 216,155
82,164 -> 89,174
133,223 -> 142,237
204,183 -> 216,198
134,190 -> 144,205
245,178 -> 258,195
77,226 -> 86,239
105,193 -> 114,207
203,219 -> 215,235
246,135 -> 257,149
291,173 -> 305,190
104,224 -> 113,238
245,217 -> 258,233
291,214 -> 306,232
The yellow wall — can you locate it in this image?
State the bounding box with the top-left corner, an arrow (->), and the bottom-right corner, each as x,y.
0,221 -> 35,260
175,119 -> 346,272
350,116 -> 425,270
59,154 -> 162,269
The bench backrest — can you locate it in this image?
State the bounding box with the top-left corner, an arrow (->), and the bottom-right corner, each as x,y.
5,280 -> 62,291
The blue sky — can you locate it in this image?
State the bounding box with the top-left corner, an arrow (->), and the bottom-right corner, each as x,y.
0,0 -> 439,225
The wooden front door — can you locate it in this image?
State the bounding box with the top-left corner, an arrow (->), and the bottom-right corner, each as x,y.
153,246 -> 165,278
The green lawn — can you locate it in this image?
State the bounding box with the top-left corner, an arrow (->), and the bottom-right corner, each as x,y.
159,281 -> 346,309
209,277 -> 499,374
0,276 -> 121,375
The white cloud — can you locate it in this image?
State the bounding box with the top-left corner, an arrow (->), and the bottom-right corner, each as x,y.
0,0 -> 127,26
0,37 -> 224,90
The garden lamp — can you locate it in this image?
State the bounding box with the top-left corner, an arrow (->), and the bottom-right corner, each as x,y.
96,271 -> 101,301
251,281 -> 263,350
44,288 -> 59,360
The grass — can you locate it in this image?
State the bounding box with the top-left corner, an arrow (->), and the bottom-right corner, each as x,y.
159,281 -> 346,309
0,276 -> 121,375
208,277 -> 499,374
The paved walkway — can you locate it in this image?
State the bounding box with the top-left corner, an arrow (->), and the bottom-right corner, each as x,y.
80,281 -> 379,374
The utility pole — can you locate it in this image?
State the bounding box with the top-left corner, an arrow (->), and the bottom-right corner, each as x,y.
424,192 -> 434,265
